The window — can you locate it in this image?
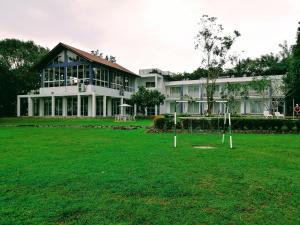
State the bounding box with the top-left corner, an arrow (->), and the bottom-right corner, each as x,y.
52,51 -> 64,64
188,102 -> 199,114
44,98 -> 52,116
67,51 -> 80,62
146,82 -> 155,88
67,66 -> 78,86
111,72 -> 123,90
81,96 -> 88,116
250,101 -> 263,114
170,87 -> 181,98
93,67 -> 109,87
55,97 -> 63,116
188,86 -> 199,98
67,97 -> 77,116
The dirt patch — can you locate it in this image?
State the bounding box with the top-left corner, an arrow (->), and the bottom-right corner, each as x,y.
193,145 -> 216,149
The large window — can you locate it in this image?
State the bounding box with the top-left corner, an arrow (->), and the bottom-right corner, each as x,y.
51,51 -> 64,64
67,97 -> 77,116
146,82 -> 155,88
188,102 -> 199,114
67,51 -> 80,62
111,72 -> 123,90
81,96 -> 88,116
93,67 -> 109,87
78,65 -> 90,85
43,67 -> 64,87
96,96 -> 103,116
55,97 -> 63,116
44,98 -> 52,116
67,66 -> 78,86
188,86 -> 199,98
170,87 -> 181,98
250,101 -> 264,114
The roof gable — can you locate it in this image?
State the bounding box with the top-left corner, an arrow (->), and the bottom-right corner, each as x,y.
36,42 -> 137,76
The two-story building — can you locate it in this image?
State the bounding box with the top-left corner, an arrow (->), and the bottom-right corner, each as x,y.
17,43 -> 139,117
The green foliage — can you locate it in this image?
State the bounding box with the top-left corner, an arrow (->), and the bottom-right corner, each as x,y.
285,22 -> 300,110
0,39 -> 49,116
154,116 -> 300,133
130,86 -> 165,113
195,15 -> 240,114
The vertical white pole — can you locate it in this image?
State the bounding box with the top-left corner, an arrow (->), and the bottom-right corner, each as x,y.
17,96 -> 20,117
51,96 -> 55,117
28,97 -> 33,116
174,111 -> 177,148
222,112 -> 226,144
229,113 -> 233,149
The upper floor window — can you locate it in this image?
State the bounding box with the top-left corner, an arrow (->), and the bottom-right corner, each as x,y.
146,82 -> 155,88
51,51 -> 65,65
67,51 -> 80,63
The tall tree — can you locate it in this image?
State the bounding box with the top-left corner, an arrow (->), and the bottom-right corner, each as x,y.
0,39 -> 49,116
195,15 -> 240,114
285,22 -> 300,112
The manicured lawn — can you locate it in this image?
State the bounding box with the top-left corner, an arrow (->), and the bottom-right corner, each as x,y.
0,125 -> 300,224
0,117 -> 153,127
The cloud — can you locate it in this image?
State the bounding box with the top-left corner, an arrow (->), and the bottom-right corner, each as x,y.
0,0 -> 299,73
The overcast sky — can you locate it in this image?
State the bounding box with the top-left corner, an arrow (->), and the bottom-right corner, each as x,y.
0,0 -> 299,74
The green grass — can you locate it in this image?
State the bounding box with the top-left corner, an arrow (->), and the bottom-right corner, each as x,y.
0,117 -> 153,127
0,122 -> 300,224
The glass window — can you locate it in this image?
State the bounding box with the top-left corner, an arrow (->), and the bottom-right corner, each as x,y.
188,102 -> 200,114
146,82 -> 155,88
67,51 -> 80,62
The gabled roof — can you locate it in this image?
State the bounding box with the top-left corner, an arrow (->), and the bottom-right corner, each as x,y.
36,42 -> 137,76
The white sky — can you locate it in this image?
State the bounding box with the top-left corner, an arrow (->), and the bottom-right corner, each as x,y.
0,0 -> 299,74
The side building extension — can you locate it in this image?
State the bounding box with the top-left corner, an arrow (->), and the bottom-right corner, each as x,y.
17,43 -> 139,117
138,69 -> 285,115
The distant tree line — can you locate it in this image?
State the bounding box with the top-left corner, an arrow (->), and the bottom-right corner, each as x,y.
0,39 -> 49,117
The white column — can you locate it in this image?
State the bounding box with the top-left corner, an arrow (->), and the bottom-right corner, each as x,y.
107,98 -> 112,116
62,97 -> 67,117
134,104 -> 137,116
120,98 -> 124,115
28,97 -> 33,116
92,93 -> 96,117
155,105 -> 158,116
51,96 -> 55,116
77,95 -> 81,117
17,96 -> 21,117
155,75 -> 158,88
145,107 -> 148,116
39,98 -> 44,116
103,95 -> 107,117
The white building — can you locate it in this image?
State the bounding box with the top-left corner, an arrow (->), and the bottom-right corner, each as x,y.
138,69 -> 285,115
17,43 -> 285,117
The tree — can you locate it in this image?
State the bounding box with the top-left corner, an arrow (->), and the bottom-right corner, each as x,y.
130,86 -> 165,115
285,22 -> 300,113
249,76 -> 271,111
221,82 -> 242,114
195,15 -> 240,114
0,39 -> 49,116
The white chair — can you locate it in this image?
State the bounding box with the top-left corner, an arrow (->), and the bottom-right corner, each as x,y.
275,111 -> 284,119
263,111 -> 273,118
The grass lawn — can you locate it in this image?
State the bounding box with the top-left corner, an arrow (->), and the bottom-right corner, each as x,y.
0,121 -> 300,224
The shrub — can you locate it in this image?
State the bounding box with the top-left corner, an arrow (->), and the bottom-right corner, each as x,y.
154,116 -> 300,133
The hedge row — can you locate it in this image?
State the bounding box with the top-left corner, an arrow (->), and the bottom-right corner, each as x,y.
154,117 -> 300,133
